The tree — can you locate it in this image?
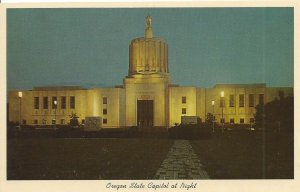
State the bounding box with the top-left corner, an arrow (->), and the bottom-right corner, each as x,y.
254,103 -> 264,129
69,112 -> 79,127
206,113 -> 214,126
254,96 -> 293,132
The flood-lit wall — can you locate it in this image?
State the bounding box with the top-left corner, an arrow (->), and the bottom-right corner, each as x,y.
124,74 -> 169,127
169,86 -> 197,127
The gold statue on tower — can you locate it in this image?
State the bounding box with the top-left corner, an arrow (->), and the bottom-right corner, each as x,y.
145,15 -> 153,38
146,15 -> 152,28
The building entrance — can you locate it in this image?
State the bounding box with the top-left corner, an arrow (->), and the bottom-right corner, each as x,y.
137,100 -> 154,128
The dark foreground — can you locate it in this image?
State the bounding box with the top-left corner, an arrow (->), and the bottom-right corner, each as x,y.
191,131 -> 294,179
7,131 -> 293,179
7,138 -> 173,180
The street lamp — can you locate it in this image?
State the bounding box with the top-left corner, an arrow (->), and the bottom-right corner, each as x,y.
18,91 -> 22,131
212,100 -> 215,132
54,100 -> 57,130
221,91 -> 224,132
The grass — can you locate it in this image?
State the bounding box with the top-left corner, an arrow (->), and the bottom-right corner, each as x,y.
7,130 -> 294,180
191,131 -> 294,179
7,138 -> 173,180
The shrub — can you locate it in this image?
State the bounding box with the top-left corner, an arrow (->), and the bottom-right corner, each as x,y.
168,123 -> 212,139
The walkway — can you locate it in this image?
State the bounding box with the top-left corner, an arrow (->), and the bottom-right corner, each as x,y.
154,140 -> 209,179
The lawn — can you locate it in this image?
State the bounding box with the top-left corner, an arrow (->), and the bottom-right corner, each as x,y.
7,131 -> 294,180
191,131 -> 294,179
7,138 -> 173,180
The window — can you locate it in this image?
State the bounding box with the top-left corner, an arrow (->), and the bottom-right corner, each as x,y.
61,119 -> 65,124
34,97 -> 39,109
52,96 -> 57,109
103,108 -> 107,115
103,97 -> 107,104
103,118 -> 107,124
230,118 -> 234,124
43,97 -> 48,109
250,118 -> 255,124
182,108 -> 186,114
182,96 -> 186,104
34,119 -> 38,124
239,94 -> 244,107
70,96 -> 75,109
249,94 -> 254,107
61,96 -> 66,109
229,94 -> 235,107
240,118 -> 244,124
52,119 -> 56,124
259,94 -> 264,105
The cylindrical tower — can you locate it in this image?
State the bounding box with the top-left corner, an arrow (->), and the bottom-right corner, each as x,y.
128,16 -> 169,76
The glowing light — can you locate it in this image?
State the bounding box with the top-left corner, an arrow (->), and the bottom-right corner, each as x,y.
18,91 -> 22,98
221,91 -> 224,97
212,100 -> 215,106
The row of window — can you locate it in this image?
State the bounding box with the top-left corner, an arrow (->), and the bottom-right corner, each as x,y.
34,96 -> 108,109
28,117 -> 253,125
102,96 -> 108,121
226,94 -> 264,108
220,118 -> 255,124
181,106 -> 256,123
181,94 -> 264,107
32,118 -> 108,125
33,96 -> 109,113
32,119 -> 66,125
34,96 -> 75,109
226,94 -> 264,107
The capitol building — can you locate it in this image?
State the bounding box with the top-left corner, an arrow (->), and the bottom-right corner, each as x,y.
8,16 -> 293,129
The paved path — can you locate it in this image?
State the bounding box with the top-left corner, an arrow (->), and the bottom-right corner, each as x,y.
154,140 -> 209,179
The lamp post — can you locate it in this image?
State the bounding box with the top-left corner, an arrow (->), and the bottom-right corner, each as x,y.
54,100 -> 57,130
221,91 -> 224,132
212,100 -> 215,132
18,91 -> 22,131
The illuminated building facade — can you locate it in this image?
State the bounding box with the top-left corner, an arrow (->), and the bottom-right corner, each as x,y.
8,16 -> 293,129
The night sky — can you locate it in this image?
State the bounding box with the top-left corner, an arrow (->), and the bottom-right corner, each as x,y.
7,8 -> 294,91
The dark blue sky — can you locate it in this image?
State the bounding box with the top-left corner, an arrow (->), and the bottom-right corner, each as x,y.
7,8 -> 293,91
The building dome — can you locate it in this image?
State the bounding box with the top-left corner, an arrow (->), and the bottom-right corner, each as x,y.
128,16 -> 169,76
